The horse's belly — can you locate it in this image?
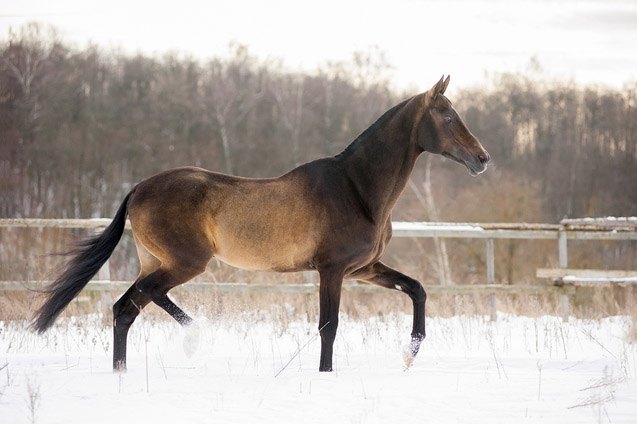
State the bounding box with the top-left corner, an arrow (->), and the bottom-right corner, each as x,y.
210,187 -> 323,272
212,234 -> 316,272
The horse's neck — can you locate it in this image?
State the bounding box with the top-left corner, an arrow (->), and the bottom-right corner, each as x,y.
337,100 -> 422,223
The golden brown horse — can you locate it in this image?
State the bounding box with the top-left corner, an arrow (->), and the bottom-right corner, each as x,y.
32,76 -> 490,372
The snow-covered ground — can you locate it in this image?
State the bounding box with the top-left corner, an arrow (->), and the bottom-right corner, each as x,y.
1,312 -> 636,423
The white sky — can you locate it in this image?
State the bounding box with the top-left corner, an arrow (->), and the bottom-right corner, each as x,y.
1,0 -> 636,91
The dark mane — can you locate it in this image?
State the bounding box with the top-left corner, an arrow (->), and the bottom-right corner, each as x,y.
336,97 -> 412,158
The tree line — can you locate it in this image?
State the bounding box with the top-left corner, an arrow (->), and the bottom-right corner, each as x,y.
1,23 -> 635,283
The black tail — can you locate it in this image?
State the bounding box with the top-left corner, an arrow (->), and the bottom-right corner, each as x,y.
31,192 -> 133,333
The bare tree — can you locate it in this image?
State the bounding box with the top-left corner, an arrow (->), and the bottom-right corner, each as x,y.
204,45 -> 266,174
273,74 -> 305,166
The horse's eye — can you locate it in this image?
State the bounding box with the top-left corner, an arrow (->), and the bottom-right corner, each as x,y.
444,115 -> 452,123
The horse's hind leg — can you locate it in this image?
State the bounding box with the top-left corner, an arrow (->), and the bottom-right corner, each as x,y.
113,235 -> 163,371
113,285 -> 151,371
112,229 -> 211,370
112,268 -> 199,371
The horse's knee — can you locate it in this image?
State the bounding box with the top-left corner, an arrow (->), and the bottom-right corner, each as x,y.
404,279 -> 426,304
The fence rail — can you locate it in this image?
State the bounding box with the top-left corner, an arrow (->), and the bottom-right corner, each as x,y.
3,218 -> 635,283
1,218 -> 636,320
4,218 -> 637,239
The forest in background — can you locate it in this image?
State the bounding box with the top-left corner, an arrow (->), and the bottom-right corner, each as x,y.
1,24 -> 636,285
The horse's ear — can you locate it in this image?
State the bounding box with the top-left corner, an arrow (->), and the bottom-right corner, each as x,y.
426,75 -> 449,101
431,75 -> 445,95
440,75 -> 450,94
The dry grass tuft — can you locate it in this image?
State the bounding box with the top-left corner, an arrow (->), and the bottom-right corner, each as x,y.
2,282 -> 636,339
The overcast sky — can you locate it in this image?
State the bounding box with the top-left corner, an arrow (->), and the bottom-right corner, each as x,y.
1,0 -> 636,91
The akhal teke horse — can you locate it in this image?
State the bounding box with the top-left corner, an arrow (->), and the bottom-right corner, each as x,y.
32,76 -> 490,372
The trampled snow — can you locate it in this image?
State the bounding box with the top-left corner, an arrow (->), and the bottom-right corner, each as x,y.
1,313 -> 636,423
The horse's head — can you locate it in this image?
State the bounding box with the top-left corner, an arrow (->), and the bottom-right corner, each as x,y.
417,75 -> 490,176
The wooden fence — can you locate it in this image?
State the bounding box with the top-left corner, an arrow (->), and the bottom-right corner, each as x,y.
1,217 -> 636,320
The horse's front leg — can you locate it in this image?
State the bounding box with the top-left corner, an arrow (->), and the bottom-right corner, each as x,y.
317,267 -> 345,372
355,261 -> 427,367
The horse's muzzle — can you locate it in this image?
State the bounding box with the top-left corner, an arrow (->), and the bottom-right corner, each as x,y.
467,150 -> 490,176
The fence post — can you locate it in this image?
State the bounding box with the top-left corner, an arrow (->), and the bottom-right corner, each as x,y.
558,229 -> 568,268
558,228 -> 569,322
486,238 -> 497,321
486,238 -> 495,284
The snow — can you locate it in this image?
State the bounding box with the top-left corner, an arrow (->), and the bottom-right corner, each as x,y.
1,313 -> 636,424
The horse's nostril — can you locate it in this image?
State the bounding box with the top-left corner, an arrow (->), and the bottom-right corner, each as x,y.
478,153 -> 488,164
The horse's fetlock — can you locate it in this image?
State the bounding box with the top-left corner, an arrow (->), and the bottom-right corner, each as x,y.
412,332 -> 425,341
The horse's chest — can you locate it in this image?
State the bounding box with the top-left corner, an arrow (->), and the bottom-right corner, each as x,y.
366,223 -> 392,262
324,221 -> 392,271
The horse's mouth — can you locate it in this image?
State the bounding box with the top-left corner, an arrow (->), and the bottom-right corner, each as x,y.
442,152 -> 486,176
442,151 -> 463,165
